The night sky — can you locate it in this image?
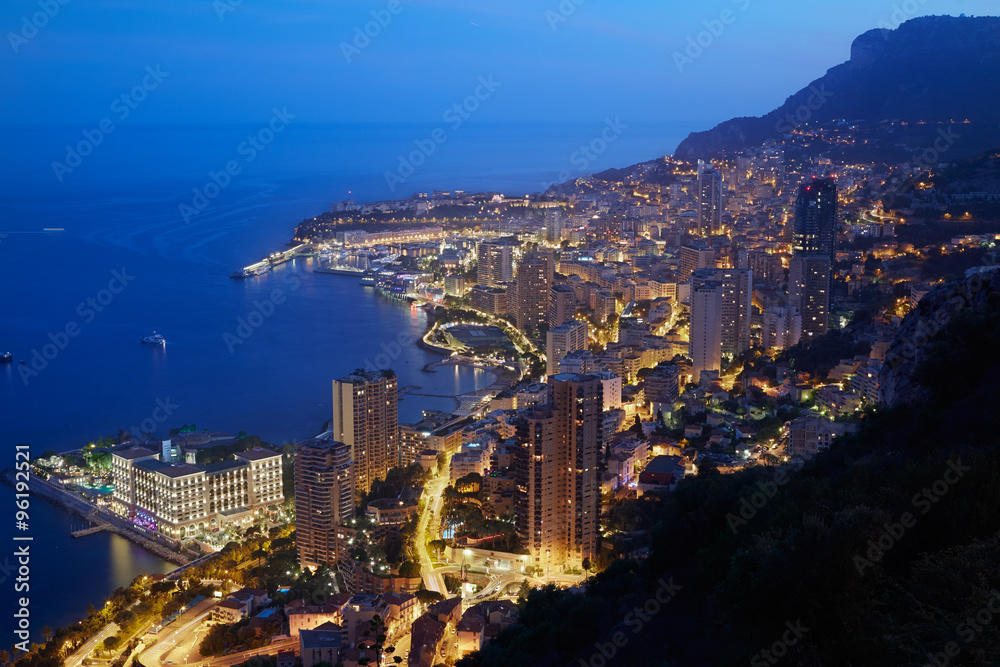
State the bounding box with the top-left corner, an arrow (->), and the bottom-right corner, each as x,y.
1,0 -> 996,129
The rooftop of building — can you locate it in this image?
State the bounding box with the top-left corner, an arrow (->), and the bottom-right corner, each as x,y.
115,447 -> 158,461
133,459 -> 202,478
299,622 -> 344,650
236,448 -> 282,462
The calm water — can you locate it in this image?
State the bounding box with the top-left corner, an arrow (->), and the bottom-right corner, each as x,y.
0,121 -> 687,643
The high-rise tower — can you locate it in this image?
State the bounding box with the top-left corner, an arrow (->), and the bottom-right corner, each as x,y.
514,374 -> 602,572
331,369 -> 398,495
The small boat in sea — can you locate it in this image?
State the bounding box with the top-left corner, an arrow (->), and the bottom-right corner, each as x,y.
230,270 -> 247,280
0,352 -> 12,363
141,332 -> 166,345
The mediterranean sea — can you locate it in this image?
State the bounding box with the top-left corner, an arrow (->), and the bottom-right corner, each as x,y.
0,120 -> 687,643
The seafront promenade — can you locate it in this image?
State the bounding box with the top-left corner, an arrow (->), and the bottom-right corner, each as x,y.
2,468 -> 189,565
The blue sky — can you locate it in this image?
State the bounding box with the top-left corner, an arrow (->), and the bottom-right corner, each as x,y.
1,0 -> 996,129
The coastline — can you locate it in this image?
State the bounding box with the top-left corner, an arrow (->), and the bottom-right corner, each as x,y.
2,469 -> 188,566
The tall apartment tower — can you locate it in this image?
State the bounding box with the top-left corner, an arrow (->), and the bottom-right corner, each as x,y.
697,161 -> 724,236
331,369 -> 398,495
295,437 -> 355,569
545,319 -> 588,376
689,278 -> 724,381
516,250 -> 554,333
793,177 -> 837,260
789,255 -> 831,340
689,268 -> 752,379
678,243 -> 715,283
514,374 -> 602,572
477,238 -> 517,287
549,283 -> 578,328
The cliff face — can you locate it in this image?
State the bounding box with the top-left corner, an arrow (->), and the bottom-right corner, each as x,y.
881,267 -> 1000,407
674,15 -> 1000,160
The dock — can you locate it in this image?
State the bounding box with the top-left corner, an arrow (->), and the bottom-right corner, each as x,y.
71,522 -> 110,538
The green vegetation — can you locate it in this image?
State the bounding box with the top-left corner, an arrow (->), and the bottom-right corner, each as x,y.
460,294 -> 1000,666
195,435 -> 272,465
361,463 -> 429,509
777,330 -> 871,378
442,483 -> 522,553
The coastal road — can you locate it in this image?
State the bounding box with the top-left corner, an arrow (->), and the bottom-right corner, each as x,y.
65,622 -> 120,667
198,638 -> 298,667
140,598 -> 218,667
415,466 -> 451,594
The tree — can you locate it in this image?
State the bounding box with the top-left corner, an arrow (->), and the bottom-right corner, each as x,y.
357,614 -> 402,666
398,561 -> 421,578
517,579 -> 531,604
416,590 -> 445,605
102,636 -> 120,652
41,626 -> 53,642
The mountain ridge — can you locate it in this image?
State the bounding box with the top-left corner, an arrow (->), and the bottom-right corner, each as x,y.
673,15 -> 1000,162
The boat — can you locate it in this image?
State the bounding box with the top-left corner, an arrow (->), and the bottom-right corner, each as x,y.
230,270 -> 247,280
0,352 -> 12,363
141,332 -> 166,345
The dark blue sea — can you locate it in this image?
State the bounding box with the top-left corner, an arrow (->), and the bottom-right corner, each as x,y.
0,121 -> 686,643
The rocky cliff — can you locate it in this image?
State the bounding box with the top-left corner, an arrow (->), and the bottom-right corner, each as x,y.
674,15 -> 1000,160
881,266 -> 1000,407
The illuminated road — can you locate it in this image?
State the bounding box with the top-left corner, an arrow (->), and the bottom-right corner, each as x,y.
415,466 -> 451,594
65,622 -> 120,667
